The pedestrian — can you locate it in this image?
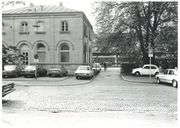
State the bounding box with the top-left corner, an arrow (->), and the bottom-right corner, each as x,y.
103,62 -> 107,71
159,65 -> 163,73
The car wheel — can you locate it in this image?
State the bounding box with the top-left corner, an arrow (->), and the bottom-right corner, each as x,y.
172,80 -> 178,88
76,76 -> 79,79
157,78 -> 161,84
154,72 -> 159,76
135,72 -> 140,76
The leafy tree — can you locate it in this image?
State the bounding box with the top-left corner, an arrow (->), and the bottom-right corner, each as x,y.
93,1 -> 177,64
2,45 -> 24,69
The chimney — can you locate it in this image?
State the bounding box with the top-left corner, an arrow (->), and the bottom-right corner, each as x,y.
30,3 -> 34,7
40,5 -> 44,11
59,2 -> 63,7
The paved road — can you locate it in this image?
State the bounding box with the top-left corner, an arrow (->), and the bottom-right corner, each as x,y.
2,68 -> 177,128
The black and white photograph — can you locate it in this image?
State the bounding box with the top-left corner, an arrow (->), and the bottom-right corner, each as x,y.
1,0 -> 178,128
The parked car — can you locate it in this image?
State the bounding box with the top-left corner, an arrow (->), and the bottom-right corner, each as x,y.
156,69 -> 178,88
92,63 -> 101,74
2,65 -> 21,78
75,65 -> 94,79
132,64 -> 159,76
2,82 -> 15,97
47,66 -> 68,77
22,65 -> 47,77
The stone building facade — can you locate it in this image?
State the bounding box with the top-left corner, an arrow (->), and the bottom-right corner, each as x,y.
2,5 -> 93,74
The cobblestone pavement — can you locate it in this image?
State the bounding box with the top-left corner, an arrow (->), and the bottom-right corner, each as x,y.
2,68 -> 177,116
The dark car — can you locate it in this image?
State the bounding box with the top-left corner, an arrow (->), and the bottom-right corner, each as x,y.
2,82 -> 15,97
22,65 -> 47,77
2,65 -> 21,78
47,66 -> 68,77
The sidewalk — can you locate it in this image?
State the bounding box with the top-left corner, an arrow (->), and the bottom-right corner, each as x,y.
121,73 -> 157,84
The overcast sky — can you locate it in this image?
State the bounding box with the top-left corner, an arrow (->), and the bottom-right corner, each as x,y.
2,0 -> 97,30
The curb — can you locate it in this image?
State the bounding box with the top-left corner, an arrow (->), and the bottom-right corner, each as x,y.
120,73 -> 157,84
2,74 -> 99,87
2,76 -> 71,82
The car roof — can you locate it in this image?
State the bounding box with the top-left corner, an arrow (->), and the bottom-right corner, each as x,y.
25,65 -> 35,67
166,69 -> 178,71
49,68 -> 61,69
79,65 -> 90,67
144,64 -> 157,66
4,65 -> 17,66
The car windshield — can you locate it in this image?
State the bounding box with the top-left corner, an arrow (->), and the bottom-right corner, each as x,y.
78,66 -> 90,70
25,66 -> 36,70
49,68 -> 60,71
93,63 -> 100,67
4,65 -> 16,71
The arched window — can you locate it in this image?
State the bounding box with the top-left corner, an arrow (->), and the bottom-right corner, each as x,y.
37,43 -> 46,63
20,44 -> 30,65
20,22 -> 28,32
60,43 -> 69,62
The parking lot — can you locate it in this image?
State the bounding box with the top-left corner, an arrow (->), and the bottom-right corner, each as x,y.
2,68 -> 177,128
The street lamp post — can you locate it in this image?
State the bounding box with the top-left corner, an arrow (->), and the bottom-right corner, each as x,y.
32,24 -> 40,79
148,47 -> 153,79
34,54 -> 39,79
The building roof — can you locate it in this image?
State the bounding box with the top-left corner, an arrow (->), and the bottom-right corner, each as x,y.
2,5 -> 80,14
2,5 -> 93,30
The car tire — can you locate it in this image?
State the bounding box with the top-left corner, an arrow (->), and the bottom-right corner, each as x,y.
172,80 -> 178,88
135,72 -> 140,76
155,72 -> 159,76
76,76 -> 79,79
157,78 -> 161,84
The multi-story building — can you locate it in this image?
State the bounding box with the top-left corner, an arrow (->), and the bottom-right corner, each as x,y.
2,4 -> 93,74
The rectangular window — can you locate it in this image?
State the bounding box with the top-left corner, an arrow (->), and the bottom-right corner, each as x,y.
20,22 -> 29,34
89,30 -> 91,40
84,24 -> 87,37
37,22 -> 45,32
61,21 -> 68,32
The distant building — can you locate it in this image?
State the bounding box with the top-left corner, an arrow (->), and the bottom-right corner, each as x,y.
2,4 -> 94,73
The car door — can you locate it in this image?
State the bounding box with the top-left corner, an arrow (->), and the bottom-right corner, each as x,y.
160,70 -> 169,82
142,66 -> 150,75
166,70 -> 174,83
150,66 -> 157,75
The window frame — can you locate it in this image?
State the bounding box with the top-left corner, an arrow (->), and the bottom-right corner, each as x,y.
61,21 -> 69,33
19,21 -> 29,34
60,43 -> 70,63
35,21 -> 46,34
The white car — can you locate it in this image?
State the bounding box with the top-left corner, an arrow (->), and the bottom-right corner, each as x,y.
132,64 -> 159,76
92,63 -> 101,74
156,69 -> 178,88
75,65 -> 94,79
